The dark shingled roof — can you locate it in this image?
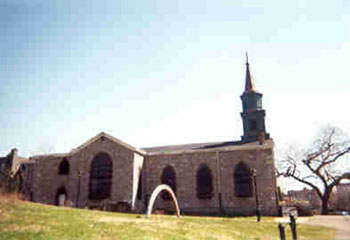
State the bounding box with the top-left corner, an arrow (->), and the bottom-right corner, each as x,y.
29,132 -> 274,158
142,139 -> 274,155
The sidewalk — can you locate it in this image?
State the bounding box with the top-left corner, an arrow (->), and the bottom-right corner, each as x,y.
303,216 -> 350,240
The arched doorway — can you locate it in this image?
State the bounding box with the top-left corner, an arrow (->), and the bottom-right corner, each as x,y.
56,187 -> 67,206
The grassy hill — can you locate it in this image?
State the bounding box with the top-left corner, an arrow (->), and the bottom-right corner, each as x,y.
0,195 -> 335,240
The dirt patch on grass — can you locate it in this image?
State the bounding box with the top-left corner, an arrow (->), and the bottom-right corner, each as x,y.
0,194 -> 19,222
0,193 -> 20,202
0,208 -> 9,221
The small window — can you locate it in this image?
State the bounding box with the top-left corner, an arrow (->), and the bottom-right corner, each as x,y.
196,164 -> 213,199
161,166 -> 176,200
234,162 -> 252,197
58,158 -> 69,175
257,98 -> 262,108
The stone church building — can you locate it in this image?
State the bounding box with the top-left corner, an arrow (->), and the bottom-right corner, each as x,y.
21,58 -> 278,216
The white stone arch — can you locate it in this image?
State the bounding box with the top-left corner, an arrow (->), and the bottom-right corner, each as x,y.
146,184 -> 181,218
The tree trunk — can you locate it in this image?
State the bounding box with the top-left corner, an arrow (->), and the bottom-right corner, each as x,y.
321,200 -> 329,215
321,194 -> 330,215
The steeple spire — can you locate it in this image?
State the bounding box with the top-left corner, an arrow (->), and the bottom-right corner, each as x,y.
240,53 -> 270,143
244,52 -> 256,93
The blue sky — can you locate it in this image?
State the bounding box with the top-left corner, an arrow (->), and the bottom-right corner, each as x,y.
1,0 -> 349,162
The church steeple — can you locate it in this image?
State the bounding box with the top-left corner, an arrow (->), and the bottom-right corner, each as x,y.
244,52 -> 256,93
240,54 -> 270,143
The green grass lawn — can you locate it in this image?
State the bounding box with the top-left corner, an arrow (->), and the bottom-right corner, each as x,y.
0,195 -> 336,240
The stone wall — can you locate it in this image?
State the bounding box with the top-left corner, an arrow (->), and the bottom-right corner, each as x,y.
144,144 -> 278,216
19,162 -> 35,201
31,137 -> 138,208
27,134 -> 278,216
219,147 -> 278,215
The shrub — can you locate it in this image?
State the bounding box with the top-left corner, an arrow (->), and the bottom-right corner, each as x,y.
292,200 -> 313,216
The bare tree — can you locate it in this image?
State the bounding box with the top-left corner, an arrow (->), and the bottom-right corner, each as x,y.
278,126 -> 350,215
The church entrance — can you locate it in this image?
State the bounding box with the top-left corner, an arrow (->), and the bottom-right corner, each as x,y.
56,187 -> 68,206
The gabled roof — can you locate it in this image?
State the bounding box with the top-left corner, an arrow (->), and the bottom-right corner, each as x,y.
31,132 -> 146,159
71,132 -> 146,155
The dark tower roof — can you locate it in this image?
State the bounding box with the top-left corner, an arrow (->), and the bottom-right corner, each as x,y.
244,52 -> 257,93
240,53 -> 270,143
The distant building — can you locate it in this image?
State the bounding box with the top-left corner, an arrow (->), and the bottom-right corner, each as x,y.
19,57 -> 279,216
0,148 -> 29,192
286,188 -> 321,210
0,148 -> 29,175
332,183 -> 350,211
285,183 -> 350,213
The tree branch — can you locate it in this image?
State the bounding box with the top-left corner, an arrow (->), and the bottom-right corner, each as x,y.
289,174 -> 323,199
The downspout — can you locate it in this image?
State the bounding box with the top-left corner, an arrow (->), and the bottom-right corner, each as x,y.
143,155 -> 148,212
216,151 -> 221,213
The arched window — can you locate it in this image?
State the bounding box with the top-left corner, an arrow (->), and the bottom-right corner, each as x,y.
89,152 -> 113,200
58,158 -> 69,175
161,166 -> 176,200
234,162 -> 252,197
196,164 -> 213,199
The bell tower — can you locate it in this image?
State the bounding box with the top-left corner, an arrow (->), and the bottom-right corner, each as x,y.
240,54 -> 270,143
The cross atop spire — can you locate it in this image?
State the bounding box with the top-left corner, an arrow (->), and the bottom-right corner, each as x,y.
244,52 -> 256,93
